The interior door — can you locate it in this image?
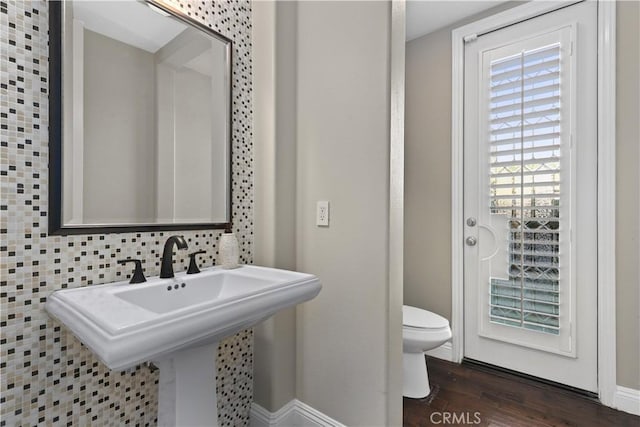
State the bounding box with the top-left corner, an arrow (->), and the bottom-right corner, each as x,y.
463,1 -> 598,392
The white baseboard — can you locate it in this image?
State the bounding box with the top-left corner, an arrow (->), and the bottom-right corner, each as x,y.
425,342 -> 453,362
250,399 -> 345,427
250,373 -> 638,423
249,402 -> 276,427
613,386 -> 640,416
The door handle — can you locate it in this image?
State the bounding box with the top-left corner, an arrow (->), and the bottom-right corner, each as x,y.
466,236 -> 477,246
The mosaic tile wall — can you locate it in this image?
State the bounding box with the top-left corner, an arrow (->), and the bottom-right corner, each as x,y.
0,0 -> 254,425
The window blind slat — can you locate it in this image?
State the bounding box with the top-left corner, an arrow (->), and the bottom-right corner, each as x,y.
491,47 -> 561,76
491,182 -> 560,191
491,59 -> 560,82
490,108 -> 561,125
492,144 -> 561,157
491,169 -> 561,178
491,83 -> 560,103
493,204 -> 563,211
491,120 -> 560,136
491,133 -> 560,146
517,239 -> 560,247
491,95 -> 559,114
491,194 -> 560,201
492,281 -> 560,293
491,156 -> 560,168
491,71 -> 560,93
491,45 -> 560,73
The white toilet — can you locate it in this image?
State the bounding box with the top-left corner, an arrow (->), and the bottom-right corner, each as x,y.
402,305 -> 452,398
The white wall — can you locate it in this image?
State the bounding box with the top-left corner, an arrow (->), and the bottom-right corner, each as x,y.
295,2 -> 393,425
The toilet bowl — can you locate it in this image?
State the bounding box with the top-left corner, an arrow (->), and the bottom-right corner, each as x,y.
403,305 -> 452,398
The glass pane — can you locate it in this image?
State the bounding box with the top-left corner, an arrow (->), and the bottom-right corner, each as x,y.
488,43 -> 562,335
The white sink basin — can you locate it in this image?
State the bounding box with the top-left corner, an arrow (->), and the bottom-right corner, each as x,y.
45,265 -> 321,370
113,270 -> 282,314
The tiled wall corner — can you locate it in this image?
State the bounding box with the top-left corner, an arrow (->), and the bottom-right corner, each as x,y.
0,0 -> 254,425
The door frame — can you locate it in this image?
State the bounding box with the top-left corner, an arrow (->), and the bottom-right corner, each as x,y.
450,0 -> 617,405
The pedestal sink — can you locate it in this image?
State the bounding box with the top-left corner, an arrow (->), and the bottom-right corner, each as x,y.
45,265 -> 321,426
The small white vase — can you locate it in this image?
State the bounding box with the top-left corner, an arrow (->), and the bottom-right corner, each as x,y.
219,232 -> 239,269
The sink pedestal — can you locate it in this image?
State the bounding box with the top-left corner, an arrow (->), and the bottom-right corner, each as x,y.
156,343 -> 219,427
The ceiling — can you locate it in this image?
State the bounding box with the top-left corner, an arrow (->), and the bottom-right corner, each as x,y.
72,1 -> 186,53
406,0 -> 508,41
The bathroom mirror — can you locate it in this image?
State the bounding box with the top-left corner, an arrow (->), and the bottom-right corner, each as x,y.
48,0 -> 232,234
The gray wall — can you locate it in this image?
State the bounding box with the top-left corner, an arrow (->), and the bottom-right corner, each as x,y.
253,0 -> 299,411
83,29 -> 157,223
295,2 -> 393,424
404,1 -> 640,390
404,23 -> 453,321
254,1 -> 400,424
615,0 -> 640,390
173,68 -> 214,222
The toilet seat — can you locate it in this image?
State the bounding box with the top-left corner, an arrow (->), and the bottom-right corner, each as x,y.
403,305 -> 449,330
403,325 -> 452,352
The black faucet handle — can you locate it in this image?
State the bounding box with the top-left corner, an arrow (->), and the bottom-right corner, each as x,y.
118,259 -> 147,284
187,250 -> 207,275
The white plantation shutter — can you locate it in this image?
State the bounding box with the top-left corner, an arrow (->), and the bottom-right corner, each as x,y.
488,43 -> 564,335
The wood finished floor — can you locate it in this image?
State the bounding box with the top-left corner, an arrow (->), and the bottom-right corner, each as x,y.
403,357 -> 640,427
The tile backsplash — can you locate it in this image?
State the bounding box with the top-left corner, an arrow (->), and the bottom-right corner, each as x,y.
0,0 -> 254,425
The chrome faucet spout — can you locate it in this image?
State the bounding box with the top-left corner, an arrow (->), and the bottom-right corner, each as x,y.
160,235 -> 188,278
